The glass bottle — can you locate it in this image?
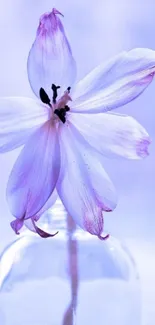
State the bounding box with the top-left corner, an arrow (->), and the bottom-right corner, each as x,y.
0,200 -> 141,325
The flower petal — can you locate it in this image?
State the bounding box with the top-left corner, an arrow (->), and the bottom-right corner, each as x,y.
69,112 -> 151,159
10,191 -> 58,237
0,97 -> 50,153
7,121 -> 60,220
57,122 -> 117,237
23,190 -> 58,238
24,218 -> 59,238
72,48 -> 155,113
27,8 -> 77,98
10,218 -> 24,235
34,189 -> 58,218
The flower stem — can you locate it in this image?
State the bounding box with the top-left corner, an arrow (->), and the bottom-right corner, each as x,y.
62,214 -> 78,325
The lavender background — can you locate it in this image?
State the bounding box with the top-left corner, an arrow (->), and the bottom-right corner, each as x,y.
0,0 -> 154,324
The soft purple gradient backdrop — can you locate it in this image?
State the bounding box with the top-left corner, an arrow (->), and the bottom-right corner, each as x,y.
0,1 -> 155,324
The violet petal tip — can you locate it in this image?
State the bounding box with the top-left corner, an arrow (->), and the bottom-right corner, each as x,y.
136,137 -> 151,158
52,8 -> 64,17
10,219 -> 24,235
98,234 -> 110,241
32,219 -> 59,238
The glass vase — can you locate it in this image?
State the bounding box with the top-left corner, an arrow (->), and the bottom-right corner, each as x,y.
0,200 -> 141,325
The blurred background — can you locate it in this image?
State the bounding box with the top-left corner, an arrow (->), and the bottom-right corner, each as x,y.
0,0 -> 154,324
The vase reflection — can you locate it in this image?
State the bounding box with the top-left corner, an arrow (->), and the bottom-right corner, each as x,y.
0,201 -> 141,325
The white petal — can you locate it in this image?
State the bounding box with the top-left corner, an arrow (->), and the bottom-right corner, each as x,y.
0,97 -> 50,153
7,121 -> 60,220
57,122 -> 117,237
69,112 -> 151,159
10,190 -> 58,237
72,48 -> 155,113
35,189 -> 58,218
27,9 -> 76,98
24,190 -> 58,238
23,190 -> 58,238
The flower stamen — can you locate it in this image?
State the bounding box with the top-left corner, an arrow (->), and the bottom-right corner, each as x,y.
51,84 -> 61,104
67,86 -> 71,93
39,85 -> 71,123
39,87 -> 51,106
54,105 -> 70,123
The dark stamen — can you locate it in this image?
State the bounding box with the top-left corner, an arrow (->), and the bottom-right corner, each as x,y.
65,105 -> 70,112
39,88 -> 51,106
54,108 -> 66,123
67,86 -> 71,93
52,84 -> 60,103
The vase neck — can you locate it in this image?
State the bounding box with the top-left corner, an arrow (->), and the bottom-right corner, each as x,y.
39,198 -> 75,233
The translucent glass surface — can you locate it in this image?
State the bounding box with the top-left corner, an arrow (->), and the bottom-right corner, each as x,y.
0,234 -> 141,325
0,201 -> 141,325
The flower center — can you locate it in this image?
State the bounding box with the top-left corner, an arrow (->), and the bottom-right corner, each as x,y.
39,84 -> 71,123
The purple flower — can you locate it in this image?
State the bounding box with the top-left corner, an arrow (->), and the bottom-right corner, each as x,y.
0,8 -> 154,238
